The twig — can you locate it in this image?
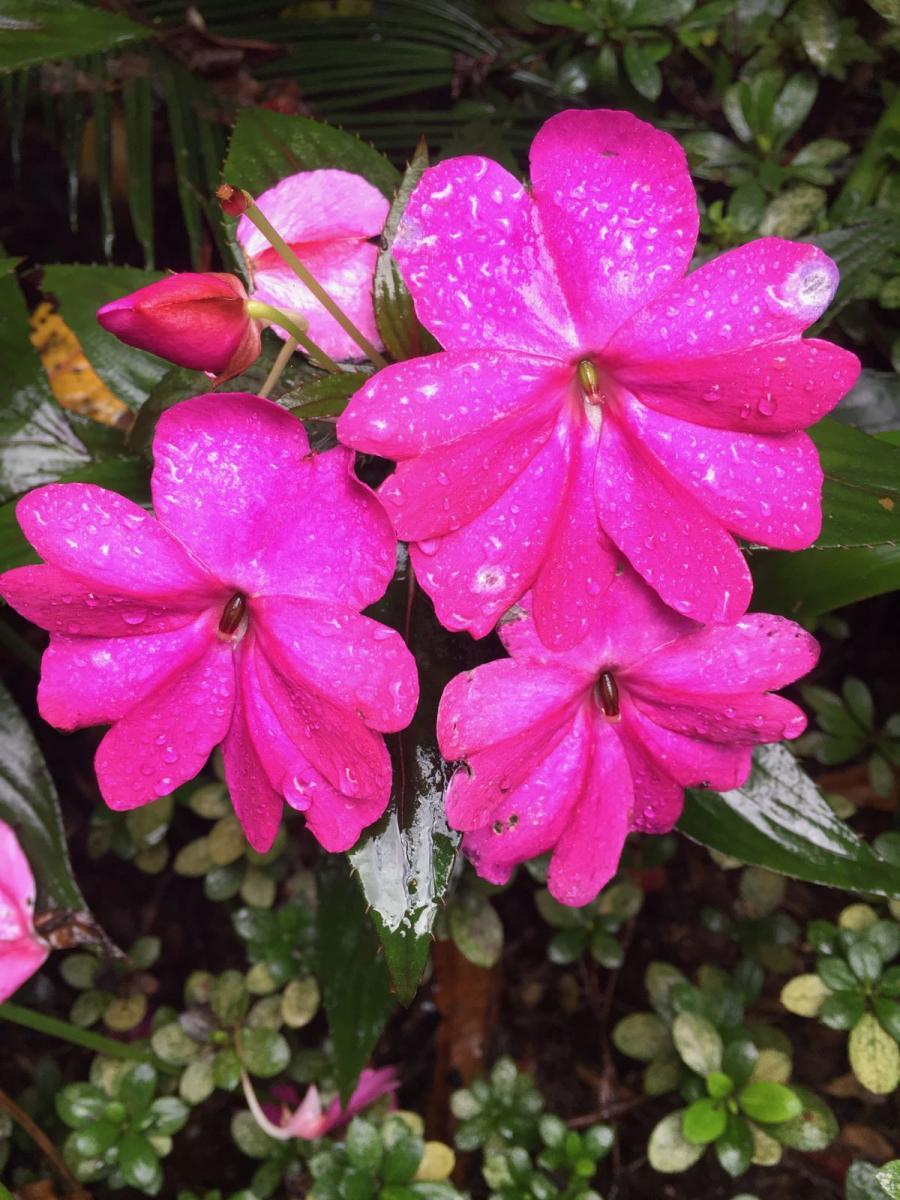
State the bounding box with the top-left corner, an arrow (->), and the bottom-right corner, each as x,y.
0,1085 -> 91,1199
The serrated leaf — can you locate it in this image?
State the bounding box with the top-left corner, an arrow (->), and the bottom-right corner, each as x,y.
679,745 -> 900,897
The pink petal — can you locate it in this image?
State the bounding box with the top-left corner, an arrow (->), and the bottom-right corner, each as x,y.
394,157 -> 579,356
338,351 -> 568,460
236,169 -> 389,260
281,1085 -> 326,1139
613,708 -> 685,835
593,412 -> 752,624
221,653 -> 285,853
0,564 -> 213,638
626,401 -> 823,549
631,613 -> 819,696
14,485 -> 215,597
252,638 -> 392,812
410,422 -> 571,639
531,424 -> 619,649
546,720 -> 633,907
0,820 -> 37,911
322,1067 -> 401,1133
0,938 -> 49,1004
251,595 -> 418,733
248,242 -> 383,362
530,109 -> 698,350
95,634 -> 235,811
460,707 -> 593,885
152,394 -> 395,607
632,690 -> 808,745
605,240 -> 859,432
39,615 -> 220,731
620,698 -> 751,793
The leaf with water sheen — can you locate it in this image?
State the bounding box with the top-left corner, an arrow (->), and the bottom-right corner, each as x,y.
0,0 -> 146,73
679,745 -> 900,896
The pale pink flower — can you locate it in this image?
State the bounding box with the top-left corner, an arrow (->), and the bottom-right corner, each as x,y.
236,169 -> 389,360
248,1068 -> 400,1141
437,568 -> 818,906
338,109 -> 859,647
0,394 -> 418,853
0,819 -> 49,1002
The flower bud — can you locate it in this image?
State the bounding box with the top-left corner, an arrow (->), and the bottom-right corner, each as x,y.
216,183 -> 251,217
96,272 -> 261,383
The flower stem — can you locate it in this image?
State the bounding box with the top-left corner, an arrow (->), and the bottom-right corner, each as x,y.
0,1001 -> 147,1061
240,195 -> 388,369
245,301 -> 342,376
240,1068 -> 293,1141
259,336 -> 299,398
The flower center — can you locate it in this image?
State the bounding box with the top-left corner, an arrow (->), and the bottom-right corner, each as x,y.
594,671 -> 620,720
577,358 -> 601,405
218,593 -> 248,642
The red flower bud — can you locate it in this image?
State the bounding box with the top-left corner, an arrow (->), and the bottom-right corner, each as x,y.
97,272 -> 261,383
216,183 -> 251,217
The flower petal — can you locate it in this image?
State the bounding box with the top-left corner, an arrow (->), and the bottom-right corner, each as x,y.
0,939 -> 49,1004
338,351 -> 568,460
613,709 -> 684,835
237,169 -> 389,259
39,615 -> 220,731
0,820 -> 37,911
221,654 -> 285,853
410,422 -> 571,639
95,634 -> 235,811
605,240 -> 859,432
531,424 -> 619,649
0,564 -> 212,638
594,413 -> 752,624
620,698 -> 751,793
546,720 -> 633,907
626,401 -> 823,549
460,707 -> 593,885
394,157 -> 579,356
530,109 -> 698,349
630,613 -> 819,696
152,394 -> 395,606
631,689 -> 808,745
252,595 -> 418,733
14,484 -> 214,597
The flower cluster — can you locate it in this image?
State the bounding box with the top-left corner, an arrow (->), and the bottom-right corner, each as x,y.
0,108 -> 858,954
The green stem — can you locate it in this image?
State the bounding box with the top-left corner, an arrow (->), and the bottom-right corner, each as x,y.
246,301 -> 342,376
242,196 -> 388,369
831,90 -> 900,223
259,335 -> 299,398
0,1001 -> 147,1061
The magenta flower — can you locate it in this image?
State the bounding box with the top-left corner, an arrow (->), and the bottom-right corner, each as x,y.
97,273 -> 261,383
248,1067 -> 400,1141
0,394 -> 418,853
437,568 -> 818,906
236,169 -> 389,361
338,109 -> 859,646
0,819 -> 49,1002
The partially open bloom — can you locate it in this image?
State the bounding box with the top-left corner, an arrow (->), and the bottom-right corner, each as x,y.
247,1067 -> 400,1141
0,394 -> 418,853
438,568 -> 818,906
236,169 -> 389,360
0,819 -> 49,1002
97,273 -> 261,383
339,109 -> 859,646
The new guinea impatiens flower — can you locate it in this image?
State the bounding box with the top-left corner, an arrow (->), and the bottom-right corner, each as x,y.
0,819 -> 49,1002
437,568 -> 818,906
236,169 -> 389,360
338,108 -> 860,647
246,1067 -> 400,1141
0,393 -> 418,854
97,273 -> 261,384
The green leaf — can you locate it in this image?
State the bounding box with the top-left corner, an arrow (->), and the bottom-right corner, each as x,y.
317,860 -> 395,1102
0,260 -> 88,502
117,1131 -> 162,1195
622,42 -> 663,100
721,1036 -> 758,1086
809,420 -> 900,549
448,892 -> 503,969
647,1111 -> 706,1173
737,1081 -> 802,1124
847,941 -> 882,985
849,1013 -> 900,1094
224,107 -> 399,202
772,74 -> 817,144
846,1161 -> 896,1200
73,1119 -> 119,1157
119,1062 -> 157,1118
237,1028 -> 290,1079
285,370 -> 371,420
770,1085 -> 837,1151
56,1082 -> 106,1129
714,1113 -> 754,1177
40,264 -> 167,409
612,1012 -> 670,1062
678,745 -> 900,897
819,990 -> 865,1030
751,543 -> 900,621
706,1071 -> 733,1100
123,75 -> 155,269
672,1012 -> 723,1075
682,1098 -> 726,1144
0,0 -> 146,73
0,681 -> 91,914
873,996 -> 900,1041
876,1162 -> 900,1200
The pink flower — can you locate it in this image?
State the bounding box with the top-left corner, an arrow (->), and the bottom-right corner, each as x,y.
247,1067 -> 400,1141
236,169 -> 389,360
0,819 -> 49,1002
437,568 -> 818,906
338,109 -> 860,647
97,273 -> 261,383
0,393 -> 418,853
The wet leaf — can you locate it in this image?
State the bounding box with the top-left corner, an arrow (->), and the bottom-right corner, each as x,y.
770,1085 -> 838,1150
0,0 -> 146,72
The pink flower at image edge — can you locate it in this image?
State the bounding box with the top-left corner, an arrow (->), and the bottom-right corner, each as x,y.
236,168 -> 389,361
437,569 -> 818,906
261,1067 -> 400,1140
0,819 -> 49,1002
338,108 -> 860,647
0,394 -> 418,854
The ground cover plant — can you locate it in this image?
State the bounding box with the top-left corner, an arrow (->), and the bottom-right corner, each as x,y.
0,1 -> 899,1197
